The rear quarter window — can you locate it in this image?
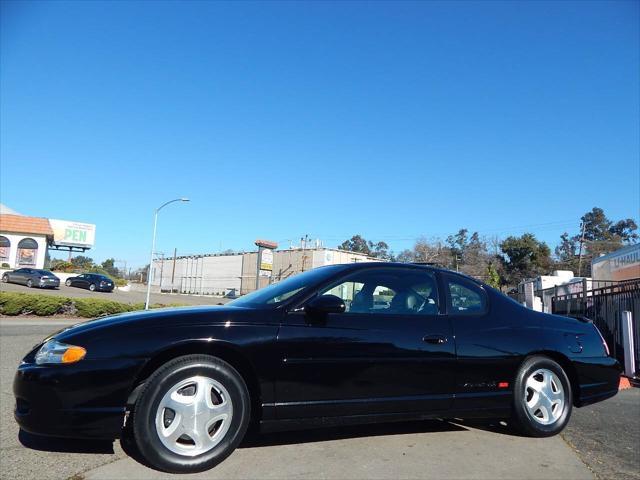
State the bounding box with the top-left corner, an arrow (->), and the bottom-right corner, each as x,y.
446,277 -> 487,316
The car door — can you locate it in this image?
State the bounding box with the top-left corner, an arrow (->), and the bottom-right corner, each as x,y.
78,274 -> 90,288
442,273 -> 514,412
276,266 -> 456,419
10,268 -> 26,284
18,269 -> 32,285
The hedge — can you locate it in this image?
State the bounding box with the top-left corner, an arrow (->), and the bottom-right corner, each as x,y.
0,292 -> 181,318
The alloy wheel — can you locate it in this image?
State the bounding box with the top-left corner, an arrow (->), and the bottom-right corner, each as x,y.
154,375 -> 233,457
524,368 -> 565,425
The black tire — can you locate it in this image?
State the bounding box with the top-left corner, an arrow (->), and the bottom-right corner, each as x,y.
511,356 -> 572,437
131,354 -> 251,473
65,279 -> 72,287
89,283 -> 96,291
1,274 -> 8,283
26,279 -> 33,288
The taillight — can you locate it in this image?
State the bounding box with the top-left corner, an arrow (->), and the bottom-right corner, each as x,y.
593,324 -> 610,356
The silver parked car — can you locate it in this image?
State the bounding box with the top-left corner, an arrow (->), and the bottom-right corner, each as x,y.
1,268 -> 61,289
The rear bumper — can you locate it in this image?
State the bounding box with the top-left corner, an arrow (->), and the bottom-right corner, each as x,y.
13,358 -> 143,440
574,356 -> 621,407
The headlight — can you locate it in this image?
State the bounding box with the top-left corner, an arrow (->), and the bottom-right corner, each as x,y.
35,340 -> 87,365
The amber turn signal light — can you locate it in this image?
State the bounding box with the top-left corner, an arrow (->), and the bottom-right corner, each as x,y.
61,346 -> 87,364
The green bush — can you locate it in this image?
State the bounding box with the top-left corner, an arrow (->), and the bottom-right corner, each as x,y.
114,278 -> 128,287
0,292 -> 71,316
72,298 -> 137,317
0,292 -> 185,318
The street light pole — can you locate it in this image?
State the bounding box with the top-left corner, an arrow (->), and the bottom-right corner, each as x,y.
145,198 -> 190,310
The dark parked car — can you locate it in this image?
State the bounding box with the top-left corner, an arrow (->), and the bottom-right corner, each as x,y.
1,268 -> 60,289
14,263 -> 619,473
65,273 -> 114,292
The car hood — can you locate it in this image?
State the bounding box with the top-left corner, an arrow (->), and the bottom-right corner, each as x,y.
52,304 -> 260,342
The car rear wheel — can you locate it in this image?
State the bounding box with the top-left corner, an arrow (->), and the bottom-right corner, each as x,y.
26,279 -> 33,288
511,356 -> 572,437
65,279 -> 72,287
131,355 -> 250,473
89,283 -> 96,291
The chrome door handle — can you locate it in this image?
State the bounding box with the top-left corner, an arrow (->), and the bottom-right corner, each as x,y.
423,334 -> 448,345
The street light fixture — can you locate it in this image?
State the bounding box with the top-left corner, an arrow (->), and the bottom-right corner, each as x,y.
145,198 -> 190,310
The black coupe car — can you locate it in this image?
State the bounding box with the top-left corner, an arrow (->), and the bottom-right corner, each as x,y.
65,273 -> 114,292
2,268 -> 60,289
13,263 -> 619,473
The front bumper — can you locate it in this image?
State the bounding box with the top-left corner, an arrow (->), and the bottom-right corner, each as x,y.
13,357 -> 144,440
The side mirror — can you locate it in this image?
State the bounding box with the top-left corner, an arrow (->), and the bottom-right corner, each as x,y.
305,294 -> 346,320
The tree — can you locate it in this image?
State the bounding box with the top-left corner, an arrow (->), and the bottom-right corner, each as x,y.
500,233 -> 552,286
339,235 -> 371,255
70,255 -> 94,269
485,263 -> 502,289
446,229 -> 468,269
554,232 -> 578,271
609,219 -> 638,244
566,207 -> 639,276
101,258 -> 119,277
396,249 -> 415,263
413,237 -> 449,265
339,235 -> 394,260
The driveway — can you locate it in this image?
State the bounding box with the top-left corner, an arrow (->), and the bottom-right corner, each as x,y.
1,317 -> 636,480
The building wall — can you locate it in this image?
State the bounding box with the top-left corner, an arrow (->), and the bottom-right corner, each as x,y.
151,254 -> 243,295
152,248 -> 378,296
241,248 -> 377,294
0,232 -> 47,269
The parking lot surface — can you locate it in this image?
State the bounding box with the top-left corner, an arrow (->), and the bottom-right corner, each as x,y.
0,281 -> 229,306
1,317 -> 637,480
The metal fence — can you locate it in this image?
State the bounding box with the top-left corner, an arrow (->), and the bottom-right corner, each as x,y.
552,279 -> 640,374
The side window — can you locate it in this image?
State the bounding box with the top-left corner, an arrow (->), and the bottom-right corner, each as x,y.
447,279 -> 486,315
318,268 -> 438,315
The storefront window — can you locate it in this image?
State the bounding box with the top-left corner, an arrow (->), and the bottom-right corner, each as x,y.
17,238 -> 38,266
0,236 -> 9,262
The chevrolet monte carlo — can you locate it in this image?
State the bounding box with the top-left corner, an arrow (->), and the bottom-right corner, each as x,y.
14,263 -> 620,473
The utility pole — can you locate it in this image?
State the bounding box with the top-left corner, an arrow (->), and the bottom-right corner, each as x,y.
577,221 -> 586,277
170,247 -> 177,293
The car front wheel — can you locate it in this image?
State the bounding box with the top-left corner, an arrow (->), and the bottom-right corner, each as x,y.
89,283 -> 96,291
1,274 -> 8,283
131,354 -> 250,473
511,356 -> 572,437
65,279 -> 72,287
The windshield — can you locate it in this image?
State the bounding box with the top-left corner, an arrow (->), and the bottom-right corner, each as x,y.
229,265 -> 348,308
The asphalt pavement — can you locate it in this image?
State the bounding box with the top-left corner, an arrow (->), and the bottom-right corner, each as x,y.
0,317 -> 637,480
0,281 -> 230,306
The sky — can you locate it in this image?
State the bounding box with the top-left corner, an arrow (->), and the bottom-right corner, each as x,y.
1,0 -> 638,268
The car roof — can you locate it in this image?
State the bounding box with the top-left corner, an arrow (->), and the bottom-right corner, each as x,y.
338,262 -> 486,286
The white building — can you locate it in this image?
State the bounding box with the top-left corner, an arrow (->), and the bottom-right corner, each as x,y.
0,204 -> 96,271
151,247 -> 378,296
518,271 -> 590,313
0,213 -> 53,269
